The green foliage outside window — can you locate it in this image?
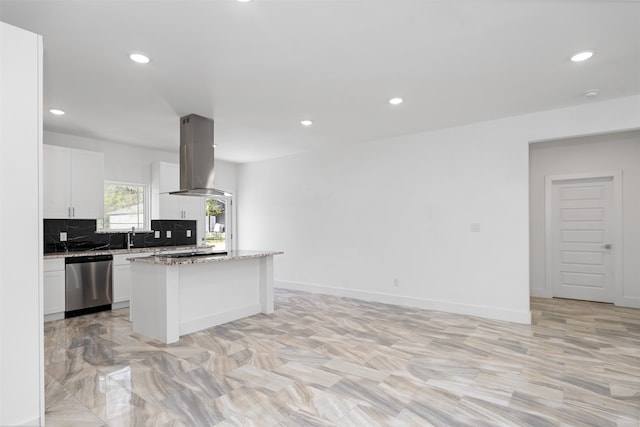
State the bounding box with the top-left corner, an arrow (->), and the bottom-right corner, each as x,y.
206,199 -> 224,216
104,183 -> 146,229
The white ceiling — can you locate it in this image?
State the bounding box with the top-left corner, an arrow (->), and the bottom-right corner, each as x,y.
1,1 -> 639,163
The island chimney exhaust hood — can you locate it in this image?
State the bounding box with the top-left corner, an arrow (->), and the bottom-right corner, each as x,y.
170,114 -> 231,197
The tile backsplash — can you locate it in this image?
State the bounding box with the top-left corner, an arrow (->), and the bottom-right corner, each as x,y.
43,219 -> 197,253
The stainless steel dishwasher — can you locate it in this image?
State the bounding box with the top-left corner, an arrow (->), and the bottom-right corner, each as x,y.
65,254 -> 113,318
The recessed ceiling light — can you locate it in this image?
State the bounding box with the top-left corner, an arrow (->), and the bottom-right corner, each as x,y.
389,97 -> 403,105
237,0 -> 252,2
300,120 -> 313,126
49,109 -> 65,115
571,50 -> 594,62
129,53 -> 150,64
584,89 -> 599,98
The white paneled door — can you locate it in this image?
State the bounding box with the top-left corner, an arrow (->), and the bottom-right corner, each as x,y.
551,177 -> 615,302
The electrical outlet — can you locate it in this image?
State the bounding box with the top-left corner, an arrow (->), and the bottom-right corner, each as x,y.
166,230 -> 172,238
59,232 -> 67,242
154,230 -> 160,238
186,230 -> 192,238
470,223 -> 480,232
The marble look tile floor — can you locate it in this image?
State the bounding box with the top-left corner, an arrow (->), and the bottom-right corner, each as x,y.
44,290 -> 640,426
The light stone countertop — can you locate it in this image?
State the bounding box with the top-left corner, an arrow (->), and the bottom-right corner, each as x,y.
94,229 -> 154,234
43,245 -> 206,259
129,249 -> 283,265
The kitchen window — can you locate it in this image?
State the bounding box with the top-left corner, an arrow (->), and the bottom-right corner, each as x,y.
103,182 -> 148,230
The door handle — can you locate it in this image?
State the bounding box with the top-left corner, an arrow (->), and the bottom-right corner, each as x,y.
602,244 -> 612,249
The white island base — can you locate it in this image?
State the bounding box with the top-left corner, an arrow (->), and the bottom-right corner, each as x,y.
129,251 -> 280,344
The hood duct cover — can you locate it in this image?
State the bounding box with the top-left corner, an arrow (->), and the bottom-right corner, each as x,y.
170,114 -> 230,197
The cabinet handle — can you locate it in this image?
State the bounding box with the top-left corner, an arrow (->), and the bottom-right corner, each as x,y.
68,207 -> 71,217
72,207 -> 75,217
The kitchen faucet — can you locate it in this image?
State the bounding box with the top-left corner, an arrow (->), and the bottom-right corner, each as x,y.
127,227 -> 135,250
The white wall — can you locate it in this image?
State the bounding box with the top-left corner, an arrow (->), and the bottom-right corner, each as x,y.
237,95 -> 640,324
0,22 -> 43,426
529,130 -> 640,306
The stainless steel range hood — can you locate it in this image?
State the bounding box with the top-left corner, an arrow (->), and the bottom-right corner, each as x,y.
169,114 -> 231,197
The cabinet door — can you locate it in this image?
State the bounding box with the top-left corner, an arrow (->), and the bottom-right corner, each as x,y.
158,162 -> 180,193
43,145 -> 71,218
159,194 -> 203,221
158,193 -> 183,219
70,148 -> 104,219
113,264 -> 131,303
180,196 -> 204,221
43,270 -> 65,315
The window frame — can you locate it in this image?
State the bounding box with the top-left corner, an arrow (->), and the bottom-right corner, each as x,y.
102,181 -> 150,231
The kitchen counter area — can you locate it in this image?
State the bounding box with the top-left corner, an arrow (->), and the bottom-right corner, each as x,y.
129,249 -> 283,265
43,244 -> 204,259
128,249 -> 283,344
43,245 -> 219,322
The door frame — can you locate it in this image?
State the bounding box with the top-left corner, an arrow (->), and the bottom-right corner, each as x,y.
206,195 -> 234,251
544,171 -> 623,304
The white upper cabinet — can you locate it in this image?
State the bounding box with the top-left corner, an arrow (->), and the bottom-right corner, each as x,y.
152,161 -> 204,221
43,144 -> 104,219
157,161 -> 179,193
157,193 -> 203,220
70,148 -> 104,218
43,145 -> 71,218
179,195 -> 204,221
151,161 -> 205,242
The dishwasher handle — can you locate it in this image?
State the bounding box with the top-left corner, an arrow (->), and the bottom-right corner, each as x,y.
65,254 -> 113,264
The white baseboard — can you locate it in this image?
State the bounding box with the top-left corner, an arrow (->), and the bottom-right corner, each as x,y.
531,289 -> 640,309
112,301 -> 130,310
276,280 -> 532,324
179,303 -> 262,336
43,312 -> 64,323
530,288 -> 553,298
17,416 -> 41,426
618,295 -> 640,309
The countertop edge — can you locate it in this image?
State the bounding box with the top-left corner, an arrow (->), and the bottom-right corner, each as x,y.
129,250 -> 284,265
43,245 -> 205,259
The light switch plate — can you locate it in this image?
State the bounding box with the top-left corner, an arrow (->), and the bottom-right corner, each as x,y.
470,223 -> 480,232
154,230 -> 160,238
186,230 -> 191,238
60,232 -> 67,242
166,230 -> 172,238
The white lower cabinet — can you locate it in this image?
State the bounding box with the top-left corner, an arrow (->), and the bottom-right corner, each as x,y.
113,253 -> 148,307
44,250 -> 188,322
43,258 -> 65,321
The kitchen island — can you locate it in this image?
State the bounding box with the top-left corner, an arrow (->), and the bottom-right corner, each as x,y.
128,249 -> 283,344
